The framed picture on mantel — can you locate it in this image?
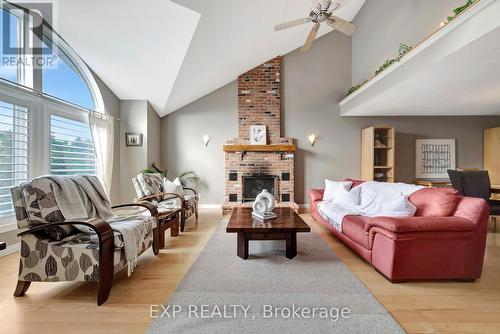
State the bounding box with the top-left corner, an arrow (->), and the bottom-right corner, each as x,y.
415,139 -> 456,178
250,125 -> 266,145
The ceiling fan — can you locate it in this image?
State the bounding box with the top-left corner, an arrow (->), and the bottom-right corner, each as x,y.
274,0 -> 357,52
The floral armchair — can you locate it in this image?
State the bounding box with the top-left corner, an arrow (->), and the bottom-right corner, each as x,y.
132,173 -> 198,232
11,176 -> 160,305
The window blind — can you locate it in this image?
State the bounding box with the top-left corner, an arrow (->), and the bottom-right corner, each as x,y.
50,114 -> 96,176
0,102 -> 29,217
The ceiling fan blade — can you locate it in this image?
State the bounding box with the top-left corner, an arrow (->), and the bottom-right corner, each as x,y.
274,17 -> 312,31
327,15 -> 357,36
301,22 -> 320,53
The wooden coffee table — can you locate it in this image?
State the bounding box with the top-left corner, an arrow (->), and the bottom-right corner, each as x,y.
226,207 -> 310,259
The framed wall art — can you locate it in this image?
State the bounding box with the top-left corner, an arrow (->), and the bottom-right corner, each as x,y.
415,139 -> 456,178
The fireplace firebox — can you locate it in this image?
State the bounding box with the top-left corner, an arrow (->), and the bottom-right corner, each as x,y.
242,175 -> 277,202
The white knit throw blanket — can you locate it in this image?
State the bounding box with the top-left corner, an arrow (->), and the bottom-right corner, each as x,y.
39,176 -> 152,276
318,181 -> 424,232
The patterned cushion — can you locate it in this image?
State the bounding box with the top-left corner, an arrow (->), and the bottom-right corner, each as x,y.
136,173 -> 164,202
62,215 -> 155,250
157,197 -> 196,220
63,230 -> 125,250
16,181 -> 74,240
11,187 -> 30,229
19,227 -> 154,283
132,176 -> 146,199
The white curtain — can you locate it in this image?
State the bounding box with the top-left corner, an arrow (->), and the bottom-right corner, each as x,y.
89,111 -> 115,195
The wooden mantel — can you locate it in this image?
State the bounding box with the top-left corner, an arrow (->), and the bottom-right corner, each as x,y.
223,144 -> 296,153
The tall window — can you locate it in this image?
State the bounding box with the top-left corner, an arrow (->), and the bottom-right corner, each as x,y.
0,3 -> 104,226
50,114 -> 96,175
0,101 -> 29,217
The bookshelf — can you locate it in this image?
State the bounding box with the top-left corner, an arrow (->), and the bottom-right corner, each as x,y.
361,126 -> 395,182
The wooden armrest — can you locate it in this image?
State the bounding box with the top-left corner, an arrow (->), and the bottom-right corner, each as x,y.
138,192 -> 185,203
112,202 -> 159,217
18,218 -> 113,242
491,188 -> 500,194
183,187 -> 198,197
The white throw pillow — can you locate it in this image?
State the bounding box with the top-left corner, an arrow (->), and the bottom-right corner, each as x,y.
163,177 -> 184,197
333,186 -> 361,206
323,179 -> 353,202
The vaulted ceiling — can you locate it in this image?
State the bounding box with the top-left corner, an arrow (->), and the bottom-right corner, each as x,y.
54,0 -> 365,116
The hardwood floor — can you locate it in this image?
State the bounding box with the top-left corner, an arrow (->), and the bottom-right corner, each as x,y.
0,210 -> 221,334
0,209 -> 499,333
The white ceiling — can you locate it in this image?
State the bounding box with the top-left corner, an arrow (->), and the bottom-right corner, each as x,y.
54,0 -> 201,114
53,0 -> 365,116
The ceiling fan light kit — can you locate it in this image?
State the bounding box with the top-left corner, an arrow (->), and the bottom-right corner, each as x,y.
274,0 -> 357,52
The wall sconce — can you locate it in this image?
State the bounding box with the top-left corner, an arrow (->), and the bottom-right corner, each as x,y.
202,134 -> 210,147
308,134 -> 316,146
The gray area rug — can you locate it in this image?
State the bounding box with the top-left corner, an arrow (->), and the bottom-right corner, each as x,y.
148,219 -> 404,334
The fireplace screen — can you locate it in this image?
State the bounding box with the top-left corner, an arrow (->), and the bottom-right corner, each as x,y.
242,175 -> 277,202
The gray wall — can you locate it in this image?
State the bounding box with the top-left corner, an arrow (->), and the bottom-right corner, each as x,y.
119,100 -> 149,203
119,100 -> 163,203
161,31 -> 500,204
161,82 -> 237,204
352,0 -> 464,84
147,102 -> 161,167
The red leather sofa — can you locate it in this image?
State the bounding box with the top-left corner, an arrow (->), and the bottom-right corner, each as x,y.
308,179 -> 489,282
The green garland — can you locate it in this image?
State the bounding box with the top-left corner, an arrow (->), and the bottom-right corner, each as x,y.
446,0 -> 478,23
346,43 -> 412,96
345,0 -> 478,97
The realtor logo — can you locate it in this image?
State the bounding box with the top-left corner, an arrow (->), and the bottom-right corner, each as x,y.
2,0 -> 58,69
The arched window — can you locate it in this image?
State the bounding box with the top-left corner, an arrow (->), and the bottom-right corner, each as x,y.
0,3 -> 105,225
42,42 -> 96,110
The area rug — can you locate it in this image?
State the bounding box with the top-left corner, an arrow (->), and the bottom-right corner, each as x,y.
148,219 -> 404,334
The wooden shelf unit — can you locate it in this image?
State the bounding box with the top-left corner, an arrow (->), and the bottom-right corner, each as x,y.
361,126 -> 395,182
485,127 -> 500,199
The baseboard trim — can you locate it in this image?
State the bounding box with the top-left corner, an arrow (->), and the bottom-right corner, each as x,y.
0,242 -> 20,257
199,204 -> 222,209
199,204 -> 309,210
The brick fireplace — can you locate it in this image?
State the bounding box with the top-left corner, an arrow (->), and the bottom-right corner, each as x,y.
222,57 -> 298,214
